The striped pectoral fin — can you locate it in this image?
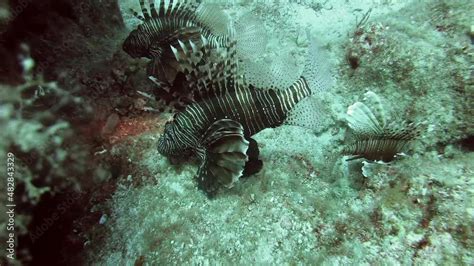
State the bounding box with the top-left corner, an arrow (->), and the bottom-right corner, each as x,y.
196,119 -> 249,197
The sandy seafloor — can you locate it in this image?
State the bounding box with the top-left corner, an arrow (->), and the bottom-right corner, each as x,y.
83,0 -> 474,264
81,0 -> 474,265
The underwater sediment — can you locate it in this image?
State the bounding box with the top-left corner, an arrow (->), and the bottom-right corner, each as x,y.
0,0 -> 473,265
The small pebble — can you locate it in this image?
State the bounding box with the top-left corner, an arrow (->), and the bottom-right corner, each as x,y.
99,214 -> 107,225
101,113 -> 120,136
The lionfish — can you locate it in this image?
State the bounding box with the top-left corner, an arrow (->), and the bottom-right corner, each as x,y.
344,91 -> 423,162
157,36 -> 334,197
123,0 -> 267,104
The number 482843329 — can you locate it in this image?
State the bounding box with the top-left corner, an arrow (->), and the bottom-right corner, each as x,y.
7,152 -> 15,202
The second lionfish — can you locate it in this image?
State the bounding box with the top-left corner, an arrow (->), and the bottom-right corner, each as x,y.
123,0 -> 267,105
344,91 -> 423,162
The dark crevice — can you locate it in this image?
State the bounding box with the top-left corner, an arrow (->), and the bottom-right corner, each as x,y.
458,135 -> 474,152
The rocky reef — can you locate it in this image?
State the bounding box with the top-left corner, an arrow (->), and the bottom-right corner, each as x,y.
0,0 -> 472,265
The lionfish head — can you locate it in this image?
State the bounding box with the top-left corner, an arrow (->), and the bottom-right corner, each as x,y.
158,120 -> 183,157
123,29 -> 152,59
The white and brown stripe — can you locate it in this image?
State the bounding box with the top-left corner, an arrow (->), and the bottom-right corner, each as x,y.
124,0 -> 229,59
159,76 -> 313,155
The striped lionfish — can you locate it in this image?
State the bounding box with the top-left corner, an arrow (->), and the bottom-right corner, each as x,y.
344,91 -> 423,162
123,0 -> 267,104
157,36 -> 334,197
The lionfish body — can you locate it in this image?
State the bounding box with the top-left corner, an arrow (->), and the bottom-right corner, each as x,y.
158,37 -> 333,196
161,78 -> 312,154
343,130 -> 416,161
